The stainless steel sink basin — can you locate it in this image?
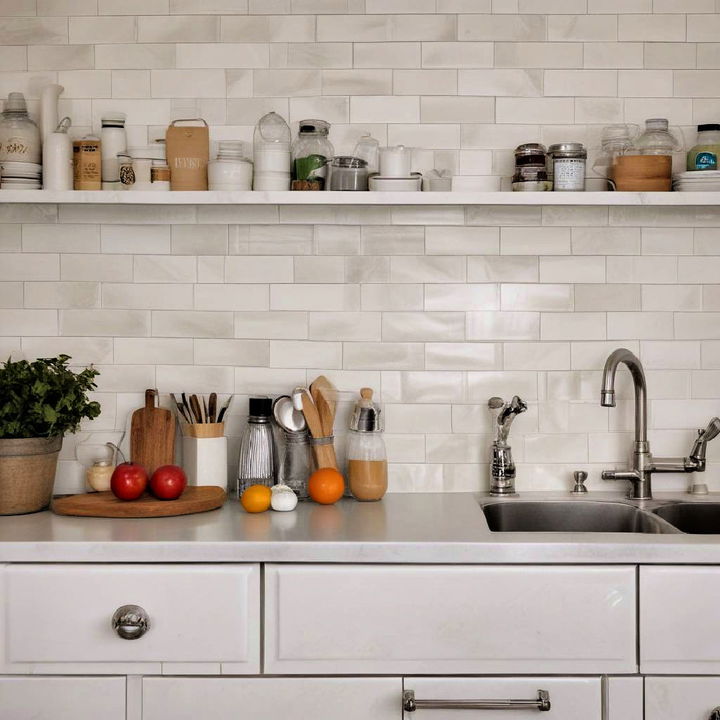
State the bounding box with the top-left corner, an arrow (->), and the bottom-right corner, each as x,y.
652,503 -> 720,534
482,501 -> 677,533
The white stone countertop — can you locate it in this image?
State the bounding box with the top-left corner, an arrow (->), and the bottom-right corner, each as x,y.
3,492 -> 720,564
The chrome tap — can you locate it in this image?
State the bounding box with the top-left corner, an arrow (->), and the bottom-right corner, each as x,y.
600,347 -> 720,499
488,395 -> 527,496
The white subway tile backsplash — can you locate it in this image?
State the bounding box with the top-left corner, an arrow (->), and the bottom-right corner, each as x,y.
103,283 -> 193,310
61,309 -> 149,337
383,311 -> 465,341
459,14 -> 546,41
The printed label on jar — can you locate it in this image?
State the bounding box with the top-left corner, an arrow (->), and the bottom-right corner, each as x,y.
695,151 -> 718,170
553,158 -> 585,190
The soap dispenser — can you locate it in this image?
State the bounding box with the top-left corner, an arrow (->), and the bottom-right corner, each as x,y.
347,388 -> 387,502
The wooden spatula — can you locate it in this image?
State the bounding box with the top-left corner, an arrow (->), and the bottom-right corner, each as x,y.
130,389 -> 175,476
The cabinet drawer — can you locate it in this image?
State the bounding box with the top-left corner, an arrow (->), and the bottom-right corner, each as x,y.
0,676 -> 125,720
143,677 -> 401,720
403,678 -> 601,720
646,677 -> 720,720
265,564 -> 636,674
641,566 -> 720,673
4,564 -> 259,669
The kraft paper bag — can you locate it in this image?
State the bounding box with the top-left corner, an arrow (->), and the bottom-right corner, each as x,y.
166,118 -> 209,191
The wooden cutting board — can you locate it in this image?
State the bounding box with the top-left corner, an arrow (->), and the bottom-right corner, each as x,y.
52,486 -> 226,518
130,388 -> 175,475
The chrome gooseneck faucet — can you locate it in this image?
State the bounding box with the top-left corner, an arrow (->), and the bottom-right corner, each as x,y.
600,347 -> 720,499
488,395 -> 527,496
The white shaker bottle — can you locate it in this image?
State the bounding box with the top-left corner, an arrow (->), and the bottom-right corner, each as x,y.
42,117 -> 73,191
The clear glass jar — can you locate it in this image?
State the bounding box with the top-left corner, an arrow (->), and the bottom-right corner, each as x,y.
235,397 -> 276,497
687,123 -> 720,171
291,119 -> 333,190
0,92 -> 41,164
208,141 -> 253,190
253,112 -> 291,191
277,429 -> 312,499
100,112 -> 127,183
347,388 -> 387,502
635,118 -> 682,156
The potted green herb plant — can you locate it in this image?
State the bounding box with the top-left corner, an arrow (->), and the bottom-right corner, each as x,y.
0,355 -> 100,514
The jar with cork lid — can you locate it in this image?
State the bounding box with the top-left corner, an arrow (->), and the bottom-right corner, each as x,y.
347,388 -> 387,502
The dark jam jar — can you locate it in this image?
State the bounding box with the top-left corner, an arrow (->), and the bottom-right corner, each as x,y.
514,143 -> 547,167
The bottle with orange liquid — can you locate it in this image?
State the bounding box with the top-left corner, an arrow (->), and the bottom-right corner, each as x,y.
347,388 -> 387,502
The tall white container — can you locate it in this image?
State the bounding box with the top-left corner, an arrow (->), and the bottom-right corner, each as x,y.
42,117 -> 73,191
182,435 -> 228,491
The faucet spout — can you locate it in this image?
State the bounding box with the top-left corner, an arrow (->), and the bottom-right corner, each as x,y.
600,348 -> 648,445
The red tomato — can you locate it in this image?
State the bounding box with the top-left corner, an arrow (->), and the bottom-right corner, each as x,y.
150,465 -> 187,500
110,462 -> 148,501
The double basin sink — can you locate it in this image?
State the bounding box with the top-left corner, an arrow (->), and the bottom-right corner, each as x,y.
481,499 -> 720,534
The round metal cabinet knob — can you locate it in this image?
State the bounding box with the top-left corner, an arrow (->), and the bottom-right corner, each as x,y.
112,604 -> 150,640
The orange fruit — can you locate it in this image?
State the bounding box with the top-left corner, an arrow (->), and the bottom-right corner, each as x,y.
240,484 -> 272,513
308,468 -> 345,505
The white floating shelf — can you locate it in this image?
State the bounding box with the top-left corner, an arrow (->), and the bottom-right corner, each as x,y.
0,190 -> 719,205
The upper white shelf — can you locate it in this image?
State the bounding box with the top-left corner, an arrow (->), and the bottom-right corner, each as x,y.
1,190 -> 719,205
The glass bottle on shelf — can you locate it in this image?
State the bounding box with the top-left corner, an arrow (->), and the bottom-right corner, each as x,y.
347,388 -> 388,502
235,397 -> 276,498
0,92 -> 41,164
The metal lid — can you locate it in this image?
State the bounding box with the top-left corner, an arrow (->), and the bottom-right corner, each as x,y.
514,143 -> 546,156
548,142 -> 585,154
350,388 -> 383,433
331,155 -> 368,168
249,396 -> 272,418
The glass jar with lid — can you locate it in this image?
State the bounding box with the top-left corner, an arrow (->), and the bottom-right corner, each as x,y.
347,388 -> 387,502
253,112 -> 291,191
548,142 -> 587,191
687,124 -> 720,171
291,119 -> 333,191
208,141 -> 253,190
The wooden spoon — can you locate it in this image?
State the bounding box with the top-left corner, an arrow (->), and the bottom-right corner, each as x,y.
208,392 -> 217,424
310,375 -> 337,437
300,389 -> 323,439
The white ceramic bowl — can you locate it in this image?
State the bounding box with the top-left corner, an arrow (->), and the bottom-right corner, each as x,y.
369,174 -> 422,192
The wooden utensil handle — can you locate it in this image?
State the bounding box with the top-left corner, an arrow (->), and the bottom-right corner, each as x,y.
145,388 -> 157,409
312,442 -> 338,471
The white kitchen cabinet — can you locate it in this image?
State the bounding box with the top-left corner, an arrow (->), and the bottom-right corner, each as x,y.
0,676 -> 125,720
646,677 -> 720,720
3,564 -> 260,672
641,566 -> 720,673
142,677 -> 401,720
264,564 -> 637,674
403,677 -> 601,720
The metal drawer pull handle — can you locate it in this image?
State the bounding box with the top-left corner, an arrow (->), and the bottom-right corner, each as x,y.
403,690 -> 551,712
112,604 -> 150,640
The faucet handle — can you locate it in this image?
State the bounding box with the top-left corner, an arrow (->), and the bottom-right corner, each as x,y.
488,397 -> 504,410
700,417 -> 720,443
571,470 -> 588,494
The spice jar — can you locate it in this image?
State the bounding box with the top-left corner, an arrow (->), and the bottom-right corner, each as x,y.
73,135 -> 102,190
512,143 -> 551,191
291,119 -> 333,191
548,142 -> 586,191
347,388 -> 387,502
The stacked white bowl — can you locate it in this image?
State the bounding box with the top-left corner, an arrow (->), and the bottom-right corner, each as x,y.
369,145 -> 421,192
253,141 -> 291,190
1,161 -> 41,189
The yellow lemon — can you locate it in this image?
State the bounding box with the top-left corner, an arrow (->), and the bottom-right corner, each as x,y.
240,484 -> 272,513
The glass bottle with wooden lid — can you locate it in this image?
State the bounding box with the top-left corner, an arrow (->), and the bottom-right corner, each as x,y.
347,388 -> 387,502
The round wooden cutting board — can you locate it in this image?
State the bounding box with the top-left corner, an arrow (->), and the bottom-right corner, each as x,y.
52,486 -> 227,518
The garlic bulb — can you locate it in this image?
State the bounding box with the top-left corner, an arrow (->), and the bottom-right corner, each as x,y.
271,484 -> 298,512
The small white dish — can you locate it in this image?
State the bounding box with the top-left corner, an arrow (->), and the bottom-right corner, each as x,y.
368,174 -> 422,192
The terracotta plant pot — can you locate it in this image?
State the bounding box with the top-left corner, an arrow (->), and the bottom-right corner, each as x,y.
0,436 -> 62,515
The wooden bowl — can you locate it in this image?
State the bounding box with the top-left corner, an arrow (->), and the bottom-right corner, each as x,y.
613,177 -> 672,192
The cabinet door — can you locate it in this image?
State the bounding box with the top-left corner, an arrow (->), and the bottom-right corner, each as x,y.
646,677 -> 720,720
0,676 -> 125,720
404,678 -> 601,720
265,564 -> 637,674
607,677 -> 643,720
142,677 -> 401,720
641,567 -> 720,673
4,564 -> 259,671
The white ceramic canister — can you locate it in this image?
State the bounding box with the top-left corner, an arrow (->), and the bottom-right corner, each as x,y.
208,141 -> 253,190
100,112 -> 126,183
42,117 -> 73,191
182,435 -> 228,490
379,145 -> 412,177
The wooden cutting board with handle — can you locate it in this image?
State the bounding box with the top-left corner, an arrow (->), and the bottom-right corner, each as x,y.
130,389 -> 175,475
